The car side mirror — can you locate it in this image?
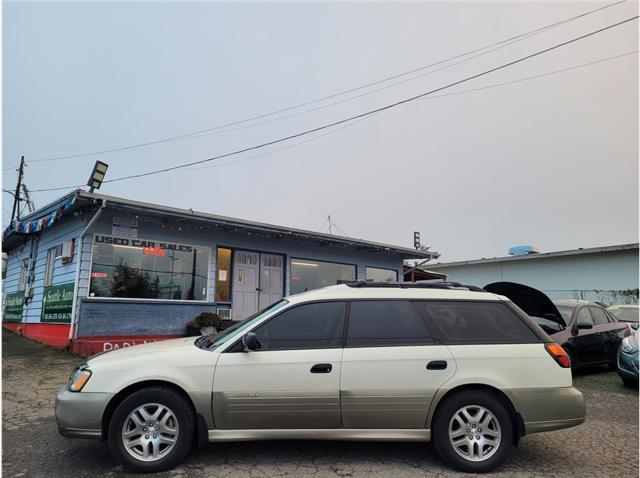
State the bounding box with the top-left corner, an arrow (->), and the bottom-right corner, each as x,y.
631,323 -> 639,331
242,332 -> 258,352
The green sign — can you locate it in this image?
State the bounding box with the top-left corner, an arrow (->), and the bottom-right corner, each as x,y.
3,291 -> 25,322
41,283 -> 75,323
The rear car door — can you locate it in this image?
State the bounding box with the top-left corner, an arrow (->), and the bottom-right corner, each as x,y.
590,306 -> 626,363
340,300 -> 455,429
212,301 -> 346,429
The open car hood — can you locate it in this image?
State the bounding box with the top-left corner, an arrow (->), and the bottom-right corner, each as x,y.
484,281 -> 566,328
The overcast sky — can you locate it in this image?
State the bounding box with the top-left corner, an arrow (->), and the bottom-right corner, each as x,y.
3,1 -> 638,262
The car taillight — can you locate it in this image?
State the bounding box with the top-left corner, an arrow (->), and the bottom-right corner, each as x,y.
545,343 -> 571,368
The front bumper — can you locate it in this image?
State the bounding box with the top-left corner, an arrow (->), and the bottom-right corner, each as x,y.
509,386 -> 586,434
617,348 -> 639,381
55,387 -> 114,439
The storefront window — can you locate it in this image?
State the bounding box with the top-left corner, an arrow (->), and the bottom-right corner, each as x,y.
365,267 -> 398,283
290,258 -> 356,294
215,247 -> 232,302
89,235 -> 209,301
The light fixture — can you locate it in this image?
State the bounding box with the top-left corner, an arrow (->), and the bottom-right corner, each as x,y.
87,161 -> 109,192
291,261 -> 319,267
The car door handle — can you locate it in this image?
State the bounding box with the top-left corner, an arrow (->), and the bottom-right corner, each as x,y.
427,360 -> 448,370
310,363 -> 332,373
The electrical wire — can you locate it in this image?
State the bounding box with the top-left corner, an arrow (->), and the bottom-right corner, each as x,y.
5,0 -> 627,170
159,49 -> 638,176
28,16 -> 638,193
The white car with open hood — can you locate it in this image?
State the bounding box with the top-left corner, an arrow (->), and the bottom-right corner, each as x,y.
55,282 -> 586,473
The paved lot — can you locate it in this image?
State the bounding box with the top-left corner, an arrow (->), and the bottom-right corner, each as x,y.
2,329 -> 638,478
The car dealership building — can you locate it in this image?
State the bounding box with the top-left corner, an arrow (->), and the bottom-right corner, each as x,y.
2,190 -> 434,356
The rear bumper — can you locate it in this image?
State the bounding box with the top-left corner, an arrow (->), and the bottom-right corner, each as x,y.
509,386 -> 586,434
55,387 -> 113,439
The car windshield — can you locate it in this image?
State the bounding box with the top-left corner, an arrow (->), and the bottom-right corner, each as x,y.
194,300 -> 289,351
556,305 -> 574,323
609,308 -> 639,323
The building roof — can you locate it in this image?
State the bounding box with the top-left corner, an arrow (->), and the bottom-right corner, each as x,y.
3,189 -> 437,260
427,243 -> 639,269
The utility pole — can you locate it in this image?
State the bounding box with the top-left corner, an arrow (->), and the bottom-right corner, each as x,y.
21,185 -> 35,214
10,156 -> 25,222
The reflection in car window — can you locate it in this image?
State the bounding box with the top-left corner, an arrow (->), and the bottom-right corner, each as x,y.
576,307 -> 594,326
415,301 -> 538,343
346,301 -> 433,347
556,305 -> 574,324
253,301 -> 346,350
589,307 -> 610,326
195,300 -> 289,351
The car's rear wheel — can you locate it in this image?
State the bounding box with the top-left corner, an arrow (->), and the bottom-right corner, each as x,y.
108,387 -> 194,473
432,389 -> 513,473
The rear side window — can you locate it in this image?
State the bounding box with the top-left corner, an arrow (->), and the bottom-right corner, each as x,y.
589,306 -> 609,326
252,301 -> 346,350
346,300 -> 433,347
575,307 -> 594,326
415,301 -> 539,344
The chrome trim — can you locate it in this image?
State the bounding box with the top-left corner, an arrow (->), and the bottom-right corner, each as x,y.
208,428 -> 431,442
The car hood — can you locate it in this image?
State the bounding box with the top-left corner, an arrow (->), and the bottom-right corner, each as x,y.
484,281 -> 566,328
87,336 -> 199,366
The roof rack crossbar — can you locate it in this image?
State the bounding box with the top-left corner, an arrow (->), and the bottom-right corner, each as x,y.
345,281 -> 486,292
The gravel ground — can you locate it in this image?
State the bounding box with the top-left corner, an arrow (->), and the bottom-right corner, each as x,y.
2,328 -> 638,477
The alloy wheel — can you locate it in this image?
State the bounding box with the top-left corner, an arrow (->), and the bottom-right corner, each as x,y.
448,404 -> 501,462
121,403 -> 179,462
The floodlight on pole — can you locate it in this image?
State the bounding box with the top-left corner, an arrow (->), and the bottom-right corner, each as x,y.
87,161 -> 109,192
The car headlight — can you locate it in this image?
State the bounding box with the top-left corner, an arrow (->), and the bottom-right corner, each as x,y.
68,365 -> 92,392
621,338 -> 638,354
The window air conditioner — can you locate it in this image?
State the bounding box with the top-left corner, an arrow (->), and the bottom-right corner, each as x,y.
59,240 -> 74,264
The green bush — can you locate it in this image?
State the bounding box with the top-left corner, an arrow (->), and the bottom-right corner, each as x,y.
194,312 -> 221,329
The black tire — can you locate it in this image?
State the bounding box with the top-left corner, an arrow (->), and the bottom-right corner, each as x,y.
108,387 -> 194,473
432,389 -> 514,473
621,377 -> 639,388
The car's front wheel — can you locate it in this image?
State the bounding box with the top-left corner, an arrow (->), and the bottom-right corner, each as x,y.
432,389 -> 513,473
108,387 -> 194,473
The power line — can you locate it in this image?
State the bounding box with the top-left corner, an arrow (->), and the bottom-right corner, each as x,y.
28,16 -> 639,193
6,0 -> 627,170
180,49 -> 637,175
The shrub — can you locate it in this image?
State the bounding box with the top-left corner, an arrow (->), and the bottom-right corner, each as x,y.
194,312 -> 221,329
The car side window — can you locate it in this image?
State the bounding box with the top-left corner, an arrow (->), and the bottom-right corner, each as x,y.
576,307 -> 594,326
346,300 -> 433,347
252,301 -> 346,351
589,306 -> 609,326
415,301 -> 539,344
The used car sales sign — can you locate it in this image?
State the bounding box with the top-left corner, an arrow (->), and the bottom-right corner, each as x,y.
94,234 -> 196,253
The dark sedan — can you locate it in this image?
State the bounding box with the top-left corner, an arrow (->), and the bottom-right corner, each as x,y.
484,283 -> 629,370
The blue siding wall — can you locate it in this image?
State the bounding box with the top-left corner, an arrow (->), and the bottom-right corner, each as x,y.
3,213 -> 87,323
75,209 -> 404,337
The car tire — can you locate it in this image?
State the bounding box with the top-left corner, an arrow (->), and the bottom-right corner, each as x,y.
108,387 -> 194,473
621,377 -> 638,387
432,389 -> 513,473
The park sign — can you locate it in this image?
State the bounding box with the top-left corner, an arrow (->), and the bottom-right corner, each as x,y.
3,291 -> 25,322
41,282 -> 74,323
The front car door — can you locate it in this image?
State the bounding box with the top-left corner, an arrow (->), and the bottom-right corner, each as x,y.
568,306 -> 606,366
212,301 -> 346,429
340,300 -> 455,429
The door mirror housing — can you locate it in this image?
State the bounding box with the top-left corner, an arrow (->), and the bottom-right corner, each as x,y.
630,322 -> 639,331
242,332 -> 258,351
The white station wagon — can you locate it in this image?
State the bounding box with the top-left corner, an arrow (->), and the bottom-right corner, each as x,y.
56,282 -> 586,473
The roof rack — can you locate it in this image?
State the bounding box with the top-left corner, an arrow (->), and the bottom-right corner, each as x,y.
345,281 -> 486,292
